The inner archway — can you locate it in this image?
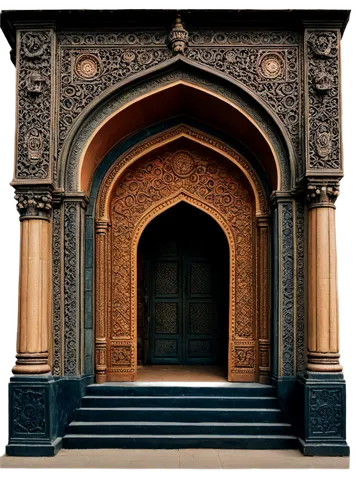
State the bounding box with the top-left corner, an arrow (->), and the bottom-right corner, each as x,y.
137,202 -> 229,376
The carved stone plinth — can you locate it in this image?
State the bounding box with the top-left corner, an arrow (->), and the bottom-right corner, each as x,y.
297,372 -> 349,456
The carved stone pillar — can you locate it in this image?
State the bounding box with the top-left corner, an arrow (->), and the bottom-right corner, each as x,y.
95,220 -> 110,383
257,215 -> 270,384
306,178 -> 342,372
12,188 -> 53,374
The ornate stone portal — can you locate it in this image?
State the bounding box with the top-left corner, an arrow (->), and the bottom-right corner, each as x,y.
96,140 -> 267,383
0,9 -> 350,457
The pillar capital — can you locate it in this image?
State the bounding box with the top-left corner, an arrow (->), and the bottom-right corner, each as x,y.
306,177 -> 340,209
15,187 -> 53,221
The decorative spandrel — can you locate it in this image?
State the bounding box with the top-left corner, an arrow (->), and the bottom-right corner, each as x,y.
57,26 -> 302,184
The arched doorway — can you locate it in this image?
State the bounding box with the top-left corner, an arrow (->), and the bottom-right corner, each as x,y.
95,138 -> 269,383
137,202 -> 229,371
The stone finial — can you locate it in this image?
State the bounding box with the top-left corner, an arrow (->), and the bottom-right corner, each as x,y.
168,14 -> 189,55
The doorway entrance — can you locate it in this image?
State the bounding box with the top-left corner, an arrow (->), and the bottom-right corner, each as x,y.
137,203 -> 229,369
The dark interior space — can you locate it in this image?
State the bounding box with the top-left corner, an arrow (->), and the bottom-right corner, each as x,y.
137,202 -> 229,370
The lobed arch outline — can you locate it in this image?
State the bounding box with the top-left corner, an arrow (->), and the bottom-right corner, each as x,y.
96,124 -> 269,220
60,57 -> 294,193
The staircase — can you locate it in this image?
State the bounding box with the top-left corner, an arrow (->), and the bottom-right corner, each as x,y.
62,383 -> 298,449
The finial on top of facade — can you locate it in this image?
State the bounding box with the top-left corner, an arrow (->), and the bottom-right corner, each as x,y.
168,13 -> 189,55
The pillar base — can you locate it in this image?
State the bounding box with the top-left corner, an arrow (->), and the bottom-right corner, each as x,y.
296,371 -> 349,457
6,374 -> 94,457
7,375 -> 61,456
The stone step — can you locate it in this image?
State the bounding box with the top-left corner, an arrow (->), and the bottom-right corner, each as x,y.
62,433 -> 298,450
81,395 -> 279,409
73,407 -> 283,423
67,421 -> 293,436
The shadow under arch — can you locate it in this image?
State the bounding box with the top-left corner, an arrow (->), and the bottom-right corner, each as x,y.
59,56 -> 294,193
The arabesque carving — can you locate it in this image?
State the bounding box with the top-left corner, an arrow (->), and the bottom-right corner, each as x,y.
57,29 -> 300,181
16,30 -> 53,179
97,141 -> 269,381
307,30 -> 340,170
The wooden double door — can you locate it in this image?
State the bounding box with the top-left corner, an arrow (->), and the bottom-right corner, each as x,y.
138,203 -> 228,366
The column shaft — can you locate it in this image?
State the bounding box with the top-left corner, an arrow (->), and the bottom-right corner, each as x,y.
13,218 -> 51,374
307,181 -> 341,372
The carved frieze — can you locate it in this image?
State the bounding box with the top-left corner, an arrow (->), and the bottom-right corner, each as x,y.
306,30 -> 340,171
16,30 -> 54,179
15,188 -> 52,220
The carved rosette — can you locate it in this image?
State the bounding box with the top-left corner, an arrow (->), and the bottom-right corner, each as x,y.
168,15 -> 189,54
306,178 -> 340,208
16,30 -> 54,179
306,30 -> 341,171
15,189 -> 53,220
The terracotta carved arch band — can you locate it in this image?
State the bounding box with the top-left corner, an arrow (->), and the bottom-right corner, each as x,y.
95,126 -> 270,382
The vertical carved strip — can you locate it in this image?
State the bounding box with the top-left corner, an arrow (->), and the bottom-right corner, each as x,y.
280,202 -> 294,376
64,202 -> 78,375
305,29 -> 341,172
16,29 -> 55,179
95,221 -> 109,383
257,216 -> 270,383
296,199 -> 306,372
52,206 -> 62,375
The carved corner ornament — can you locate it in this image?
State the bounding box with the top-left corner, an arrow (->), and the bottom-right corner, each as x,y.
15,189 -> 53,220
306,178 -> 340,208
168,14 -> 188,54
